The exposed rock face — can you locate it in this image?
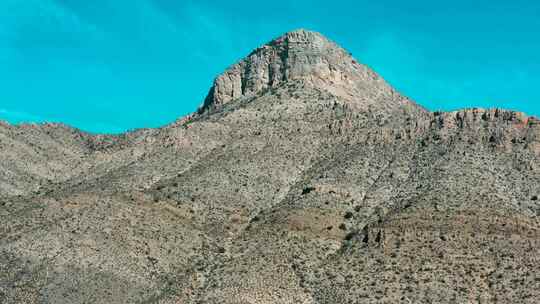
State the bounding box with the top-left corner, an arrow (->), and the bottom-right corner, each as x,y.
1,30 -> 539,304
201,29 -> 410,113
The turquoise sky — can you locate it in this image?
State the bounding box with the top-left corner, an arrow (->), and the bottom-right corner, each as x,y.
1,0 -> 539,133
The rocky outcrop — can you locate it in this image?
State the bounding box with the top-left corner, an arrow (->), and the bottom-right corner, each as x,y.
428,108 -> 540,155
200,29 -> 412,113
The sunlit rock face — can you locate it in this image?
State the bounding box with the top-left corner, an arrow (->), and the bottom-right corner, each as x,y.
202,29 -> 411,113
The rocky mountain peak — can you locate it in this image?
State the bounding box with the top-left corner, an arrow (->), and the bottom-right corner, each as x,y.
200,29 -> 410,113
2,29 -> 540,304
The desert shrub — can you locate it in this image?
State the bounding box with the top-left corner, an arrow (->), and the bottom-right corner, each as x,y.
302,187 -> 316,195
344,232 -> 355,241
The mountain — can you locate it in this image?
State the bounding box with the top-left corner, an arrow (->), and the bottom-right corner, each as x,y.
1,29 -> 539,304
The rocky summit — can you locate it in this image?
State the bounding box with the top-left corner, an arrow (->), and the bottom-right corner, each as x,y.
1,29 -> 539,304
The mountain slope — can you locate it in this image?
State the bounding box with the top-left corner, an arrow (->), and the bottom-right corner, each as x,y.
1,29 -> 539,304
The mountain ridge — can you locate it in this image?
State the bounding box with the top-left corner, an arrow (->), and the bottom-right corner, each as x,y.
1,29 -> 539,304
1,30 -> 538,135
